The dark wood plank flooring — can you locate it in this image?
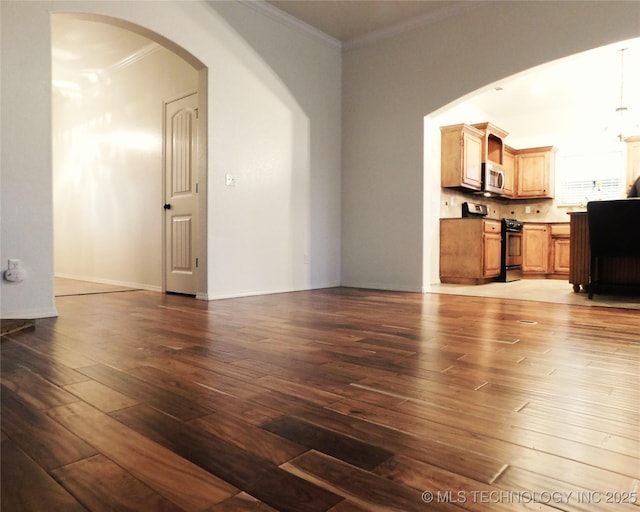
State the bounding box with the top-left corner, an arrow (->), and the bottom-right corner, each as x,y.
2,287 -> 639,511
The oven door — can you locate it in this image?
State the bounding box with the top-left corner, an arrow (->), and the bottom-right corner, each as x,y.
505,231 -> 523,267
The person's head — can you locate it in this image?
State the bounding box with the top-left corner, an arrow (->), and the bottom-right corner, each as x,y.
628,175 -> 640,198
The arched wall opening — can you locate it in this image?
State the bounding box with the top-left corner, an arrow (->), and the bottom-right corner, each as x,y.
52,13 -> 208,297
2,0 -> 343,320
422,37 -> 640,290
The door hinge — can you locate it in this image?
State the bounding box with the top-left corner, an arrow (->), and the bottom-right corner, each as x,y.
196,183 -> 199,193
195,258 -> 199,268
194,107 -> 199,119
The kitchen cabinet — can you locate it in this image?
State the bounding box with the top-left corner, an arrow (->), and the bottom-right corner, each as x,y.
484,226 -> 502,277
440,122 -> 557,200
522,223 -> 549,274
440,218 -> 501,284
515,146 -> 556,198
523,222 -> 570,278
502,144 -> 516,198
440,124 -> 483,191
471,122 -> 508,166
550,223 -> 571,276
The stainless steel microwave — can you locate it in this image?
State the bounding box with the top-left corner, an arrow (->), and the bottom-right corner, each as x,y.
483,162 -> 505,194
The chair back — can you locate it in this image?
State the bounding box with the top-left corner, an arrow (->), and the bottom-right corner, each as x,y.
587,199 -> 640,258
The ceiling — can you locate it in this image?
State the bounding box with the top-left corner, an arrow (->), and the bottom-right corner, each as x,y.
51,4 -> 640,144
452,38 -> 640,145
52,17 -> 157,92
265,0 -> 475,45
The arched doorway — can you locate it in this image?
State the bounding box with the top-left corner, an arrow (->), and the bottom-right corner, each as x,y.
51,13 -> 207,298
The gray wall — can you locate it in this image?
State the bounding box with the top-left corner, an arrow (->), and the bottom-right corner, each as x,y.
341,1 -> 640,291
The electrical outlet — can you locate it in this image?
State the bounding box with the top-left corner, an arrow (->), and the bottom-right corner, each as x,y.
4,268 -> 25,282
225,173 -> 236,187
8,259 -> 21,269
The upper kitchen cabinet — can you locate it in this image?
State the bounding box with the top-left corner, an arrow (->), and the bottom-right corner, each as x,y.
440,124 -> 483,191
502,144 -> 516,198
471,122 -> 508,167
440,121 -> 557,200
515,146 -> 557,198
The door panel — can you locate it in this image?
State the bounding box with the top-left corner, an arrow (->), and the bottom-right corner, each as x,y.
164,93 -> 198,295
171,215 -> 192,270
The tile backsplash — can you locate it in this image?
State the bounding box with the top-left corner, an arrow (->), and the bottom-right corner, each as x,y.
440,189 -> 584,222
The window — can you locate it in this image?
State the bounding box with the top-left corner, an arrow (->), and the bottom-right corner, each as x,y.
557,149 -> 625,205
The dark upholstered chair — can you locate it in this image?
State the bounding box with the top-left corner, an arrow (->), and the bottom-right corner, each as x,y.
587,199 -> 640,298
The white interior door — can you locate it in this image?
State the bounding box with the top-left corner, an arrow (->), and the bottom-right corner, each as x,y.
164,92 -> 199,295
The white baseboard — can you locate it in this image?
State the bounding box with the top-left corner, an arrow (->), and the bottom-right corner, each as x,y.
0,306 -> 59,320
339,281 -> 423,293
205,281 -> 342,301
55,273 -> 161,292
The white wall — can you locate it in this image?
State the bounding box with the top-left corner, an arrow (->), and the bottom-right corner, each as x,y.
1,0 -> 342,318
1,1 -> 56,318
53,22 -> 198,290
341,0 -> 640,293
3,0 -> 639,320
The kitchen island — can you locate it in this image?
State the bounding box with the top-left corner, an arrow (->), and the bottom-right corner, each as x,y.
569,210 -> 640,294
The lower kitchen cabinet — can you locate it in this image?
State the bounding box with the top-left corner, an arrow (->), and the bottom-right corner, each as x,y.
440,218 -> 502,284
550,223 -> 571,276
522,224 -> 549,274
484,229 -> 502,277
523,222 -> 570,278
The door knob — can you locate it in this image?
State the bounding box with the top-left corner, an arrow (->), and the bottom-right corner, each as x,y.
164,203 -> 172,210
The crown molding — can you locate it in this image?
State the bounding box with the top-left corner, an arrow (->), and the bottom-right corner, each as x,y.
229,0 -> 490,52
240,0 -> 342,50
110,41 -> 161,73
343,1 -> 489,51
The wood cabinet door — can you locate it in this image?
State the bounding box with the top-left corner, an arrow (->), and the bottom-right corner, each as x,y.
516,151 -> 549,197
483,233 -> 502,277
552,238 -> 571,274
502,146 -> 516,198
523,224 -> 549,273
462,131 -> 483,190
441,124 -> 483,191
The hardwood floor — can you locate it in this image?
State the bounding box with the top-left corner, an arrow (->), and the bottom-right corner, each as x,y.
2,287 -> 639,511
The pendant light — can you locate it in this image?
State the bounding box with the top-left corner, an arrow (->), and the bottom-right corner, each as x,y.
616,47 -> 628,142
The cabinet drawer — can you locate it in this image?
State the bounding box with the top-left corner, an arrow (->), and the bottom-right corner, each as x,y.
484,220 -> 501,233
551,223 -> 570,237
